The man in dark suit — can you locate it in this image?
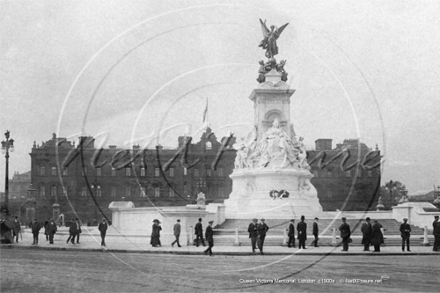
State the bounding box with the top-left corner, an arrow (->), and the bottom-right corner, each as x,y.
98,218 -> 108,247
67,218 -> 77,244
297,215 -> 307,249
287,219 -> 295,248
248,218 -> 259,253
339,217 -> 351,251
433,215 -> 440,251
31,219 -> 41,245
312,217 -> 319,247
195,218 -> 205,247
47,218 -> 57,244
74,218 -> 82,244
361,217 -> 373,251
257,218 -> 269,254
204,220 -> 214,256
399,218 -> 411,252
12,216 -> 21,243
172,219 -> 182,247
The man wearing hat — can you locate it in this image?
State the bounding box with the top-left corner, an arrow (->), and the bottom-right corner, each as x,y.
257,219 -> 269,254
287,219 -> 295,248
339,217 -> 351,251
297,216 -> 307,249
46,218 -> 57,244
204,220 -> 214,256
312,217 -> 319,247
248,218 -> 259,253
361,217 -> 373,251
399,218 -> 411,252
433,215 -> 440,251
98,218 -> 109,247
172,219 -> 182,247
195,218 -> 205,247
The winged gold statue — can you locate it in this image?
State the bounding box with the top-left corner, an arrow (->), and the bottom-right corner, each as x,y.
258,19 -> 289,58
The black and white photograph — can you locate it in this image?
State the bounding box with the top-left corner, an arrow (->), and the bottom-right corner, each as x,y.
1,1 -> 439,292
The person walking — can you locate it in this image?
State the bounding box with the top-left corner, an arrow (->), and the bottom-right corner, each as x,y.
67,218 -> 78,244
171,219 -> 182,247
312,217 -> 319,247
361,217 -> 373,251
371,220 -> 384,252
433,215 -> 440,251
297,215 -> 307,249
44,218 -> 50,241
47,218 -> 57,244
195,218 -> 205,247
12,216 -> 21,243
400,218 -> 411,252
287,219 -> 295,248
204,220 -> 214,256
98,218 -> 108,247
248,218 -> 259,253
150,219 -> 162,247
257,218 -> 269,254
75,218 -> 82,244
31,219 -> 41,245
339,217 -> 351,251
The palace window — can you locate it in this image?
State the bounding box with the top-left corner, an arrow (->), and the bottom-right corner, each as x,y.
140,186 -> 146,197
140,167 -> 146,177
51,186 -> 57,197
368,170 -> 373,177
97,167 -> 102,176
313,170 -> 318,177
206,142 -> 212,150
170,168 -> 175,177
327,190 -> 333,198
39,186 -> 45,197
218,168 -> 224,177
125,167 -> 131,177
206,168 -> 212,177
111,187 -> 116,198
169,188 -> 175,198
183,182 -> 187,195
345,170 -> 351,177
62,168 -> 68,176
155,168 -> 160,177
81,167 -> 87,176
194,168 -> 199,177
96,185 -> 102,197
51,167 -> 56,176
111,168 -> 116,176
327,170 -> 333,177
81,187 -> 87,197
219,188 -> 225,198
125,185 -> 131,197
183,168 -> 187,176
154,187 -> 160,197
40,166 -> 45,176
357,170 -> 362,177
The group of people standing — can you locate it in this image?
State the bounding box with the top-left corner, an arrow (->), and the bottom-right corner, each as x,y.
287,216 -> 320,249
248,218 -> 269,254
360,217 -> 385,252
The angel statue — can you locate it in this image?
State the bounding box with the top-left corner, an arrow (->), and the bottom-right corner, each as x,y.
258,19 -> 289,58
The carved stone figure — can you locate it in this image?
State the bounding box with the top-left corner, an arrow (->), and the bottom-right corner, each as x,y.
196,192 -> 206,207
259,19 -> 289,58
258,118 -> 298,168
294,137 -> 310,170
276,60 -> 288,81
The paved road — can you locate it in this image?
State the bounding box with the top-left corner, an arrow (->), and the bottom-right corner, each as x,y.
1,249 -> 439,292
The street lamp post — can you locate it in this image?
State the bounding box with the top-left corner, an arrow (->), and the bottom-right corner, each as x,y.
91,178 -> 98,223
1,130 -> 14,214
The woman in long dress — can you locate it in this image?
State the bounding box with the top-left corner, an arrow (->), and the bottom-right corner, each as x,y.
370,220 -> 384,252
150,220 -> 162,247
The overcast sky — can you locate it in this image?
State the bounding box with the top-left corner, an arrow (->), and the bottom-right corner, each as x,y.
1,0 -> 439,193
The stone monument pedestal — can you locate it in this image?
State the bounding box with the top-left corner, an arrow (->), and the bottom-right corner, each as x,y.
224,168 -> 322,219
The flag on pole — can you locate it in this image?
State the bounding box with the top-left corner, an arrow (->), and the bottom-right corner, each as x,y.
202,98 -> 208,123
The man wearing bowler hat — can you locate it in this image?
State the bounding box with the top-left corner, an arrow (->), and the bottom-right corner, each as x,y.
297,215 -> 307,249
400,218 -> 411,252
248,218 -> 259,253
204,220 -> 214,256
172,219 -> 182,247
339,217 -> 351,251
361,217 -> 373,251
312,217 -> 319,247
287,219 -> 295,248
257,218 -> 269,254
